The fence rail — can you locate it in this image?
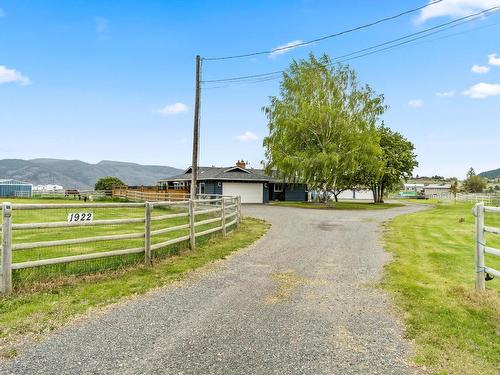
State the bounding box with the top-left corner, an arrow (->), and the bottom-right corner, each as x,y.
424,192 -> 500,205
1,195 -> 241,294
472,202 -> 500,291
112,188 -> 190,202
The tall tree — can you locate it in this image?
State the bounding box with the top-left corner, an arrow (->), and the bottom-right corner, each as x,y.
463,167 -> 487,193
363,125 -> 418,203
95,176 -> 126,191
262,53 -> 385,202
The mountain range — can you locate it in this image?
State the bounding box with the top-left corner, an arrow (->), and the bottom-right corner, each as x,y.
0,159 -> 183,190
478,168 -> 500,179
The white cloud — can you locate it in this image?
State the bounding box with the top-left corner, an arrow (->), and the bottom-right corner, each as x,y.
269,40 -> 305,58
471,64 -> 490,73
157,102 -> 189,116
436,90 -> 456,97
488,53 -> 500,66
408,99 -> 424,107
0,66 -> 32,85
417,0 -> 500,24
94,17 -> 108,33
462,82 -> 500,98
236,131 -> 259,141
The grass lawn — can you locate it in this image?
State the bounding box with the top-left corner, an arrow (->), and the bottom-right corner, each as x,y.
270,200 -> 404,210
383,201 -> 500,374
0,217 -> 269,354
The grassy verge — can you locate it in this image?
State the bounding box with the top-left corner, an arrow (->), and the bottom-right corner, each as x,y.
383,201 -> 500,374
0,217 -> 269,353
270,201 -> 404,210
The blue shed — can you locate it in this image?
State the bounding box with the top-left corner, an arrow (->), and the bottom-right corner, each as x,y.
0,179 -> 33,198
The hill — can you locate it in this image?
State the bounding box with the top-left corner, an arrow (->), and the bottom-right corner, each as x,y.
0,159 -> 183,190
479,168 -> 500,179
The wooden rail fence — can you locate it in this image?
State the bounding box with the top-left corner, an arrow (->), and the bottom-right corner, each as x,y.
0,196 -> 241,294
112,188 -> 190,202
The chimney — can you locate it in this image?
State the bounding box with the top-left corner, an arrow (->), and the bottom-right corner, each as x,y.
236,160 -> 246,169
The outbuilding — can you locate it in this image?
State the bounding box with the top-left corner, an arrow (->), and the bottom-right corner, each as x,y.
0,179 -> 33,198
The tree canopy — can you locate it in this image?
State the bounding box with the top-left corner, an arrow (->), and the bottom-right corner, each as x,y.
95,176 -> 126,191
462,167 -> 487,193
363,125 -> 418,203
262,53 -> 385,201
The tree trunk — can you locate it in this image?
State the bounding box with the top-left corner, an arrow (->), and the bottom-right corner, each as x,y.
379,184 -> 385,203
323,187 -> 329,204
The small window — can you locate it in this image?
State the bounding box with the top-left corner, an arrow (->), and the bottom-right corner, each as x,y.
199,183 -> 205,194
274,183 -> 283,192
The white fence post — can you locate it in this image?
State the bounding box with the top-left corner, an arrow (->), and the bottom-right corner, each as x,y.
144,202 -> 152,266
221,198 -> 227,236
189,199 -> 196,250
1,202 -> 13,294
474,202 -> 486,291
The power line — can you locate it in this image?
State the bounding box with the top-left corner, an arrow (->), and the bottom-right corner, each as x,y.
201,6 -> 500,87
203,0 -> 444,61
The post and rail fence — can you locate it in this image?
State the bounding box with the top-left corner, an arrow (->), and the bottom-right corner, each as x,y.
472,202 -> 500,291
0,195 -> 241,294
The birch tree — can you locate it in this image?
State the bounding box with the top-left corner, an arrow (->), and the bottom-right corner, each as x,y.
262,54 -> 384,202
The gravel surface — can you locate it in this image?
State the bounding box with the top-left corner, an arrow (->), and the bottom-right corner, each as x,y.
0,203 -> 428,374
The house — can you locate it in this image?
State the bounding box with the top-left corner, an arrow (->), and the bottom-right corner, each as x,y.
158,160 -> 307,204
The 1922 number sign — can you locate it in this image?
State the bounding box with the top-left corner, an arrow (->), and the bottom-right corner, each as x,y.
67,213 -> 93,222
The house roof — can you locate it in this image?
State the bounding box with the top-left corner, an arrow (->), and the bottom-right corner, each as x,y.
0,179 -> 31,185
159,166 -> 272,183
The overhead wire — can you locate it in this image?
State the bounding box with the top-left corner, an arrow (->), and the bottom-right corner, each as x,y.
201,6 -> 500,89
203,0 -> 444,61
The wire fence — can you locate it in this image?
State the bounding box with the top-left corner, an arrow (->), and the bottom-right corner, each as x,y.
0,196 -> 240,293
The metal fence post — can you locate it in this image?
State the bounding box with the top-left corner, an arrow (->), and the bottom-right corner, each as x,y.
221,198 -> 227,236
189,199 -> 196,250
1,202 -> 13,294
474,202 -> 485,291
144,202 -> 152,266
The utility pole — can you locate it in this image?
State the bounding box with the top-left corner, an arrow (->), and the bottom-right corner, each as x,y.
190,55 -> 201,199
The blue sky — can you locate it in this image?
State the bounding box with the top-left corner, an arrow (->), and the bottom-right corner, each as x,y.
1,0 -> 499,178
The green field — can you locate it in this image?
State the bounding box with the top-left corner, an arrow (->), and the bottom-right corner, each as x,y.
270,200 -> 404,210
0,217 -> 269,354
1,198 -> 235,287
383,201 -> 500,374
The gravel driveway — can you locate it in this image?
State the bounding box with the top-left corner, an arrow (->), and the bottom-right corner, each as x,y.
0,203 -> 427,374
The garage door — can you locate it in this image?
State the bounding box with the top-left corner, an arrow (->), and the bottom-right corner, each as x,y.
222,182 -> 263,204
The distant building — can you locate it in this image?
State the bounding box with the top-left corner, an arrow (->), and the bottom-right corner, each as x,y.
33,184 -> 64,193
424,184 -> 451,197
336,189 -> 374,200
0,179 -> 33,198
404,183 -> 425,192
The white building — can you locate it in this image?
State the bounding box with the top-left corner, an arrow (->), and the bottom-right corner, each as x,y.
33,184 -> 64,193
